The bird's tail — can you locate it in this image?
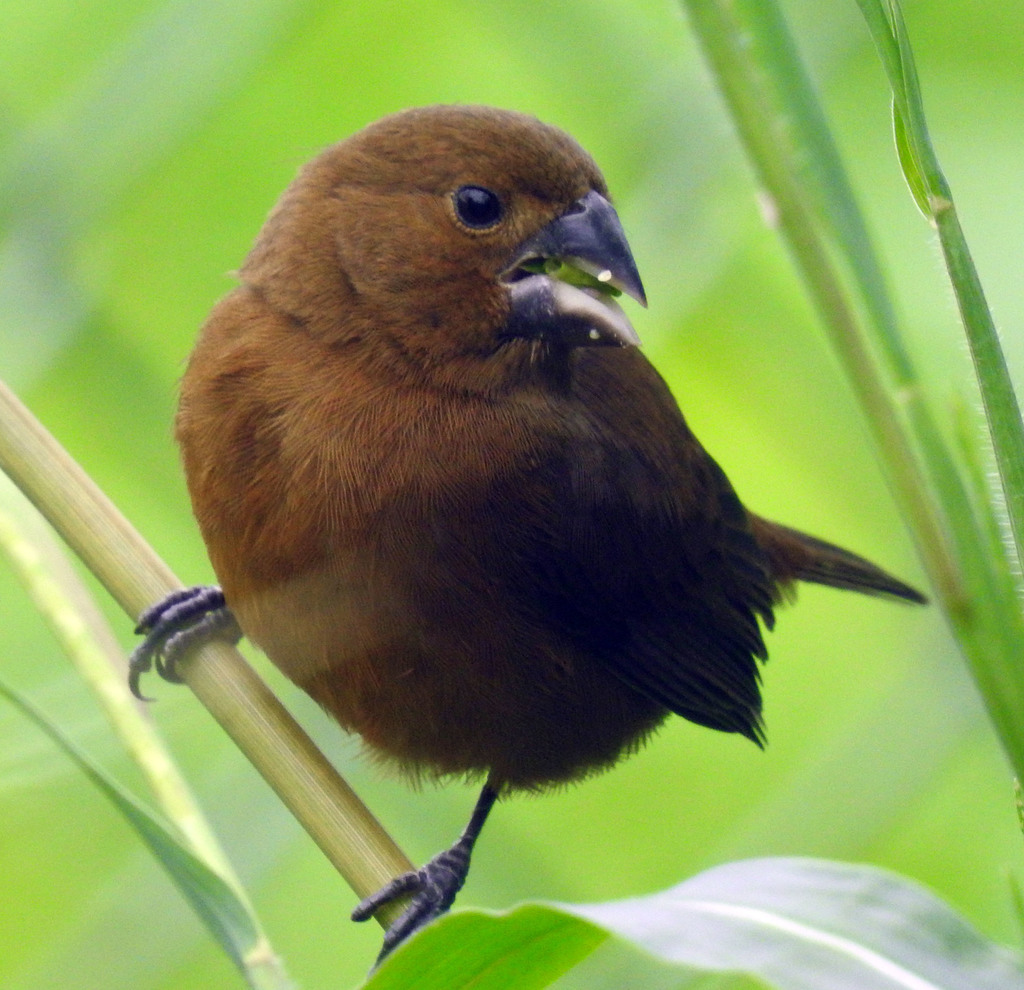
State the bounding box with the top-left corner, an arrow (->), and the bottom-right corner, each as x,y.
750,516 -> 926,604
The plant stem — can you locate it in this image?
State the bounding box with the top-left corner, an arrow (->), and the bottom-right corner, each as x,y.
678,0 -> 1024,776
0,379 -> 413,923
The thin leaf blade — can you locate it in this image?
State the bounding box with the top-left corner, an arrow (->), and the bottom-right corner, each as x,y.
0,678 -> 263,975
891,104 -> 930,218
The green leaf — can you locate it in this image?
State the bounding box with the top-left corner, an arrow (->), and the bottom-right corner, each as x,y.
0,677 -> 263,976
519,258 -> 622,297
362,907 -> 607,990
891,104 -> 929,219
367,859 -> 1024,989
572,858 -> 1024,989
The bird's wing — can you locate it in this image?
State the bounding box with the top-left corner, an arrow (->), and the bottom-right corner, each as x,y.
506,350 -> 779,744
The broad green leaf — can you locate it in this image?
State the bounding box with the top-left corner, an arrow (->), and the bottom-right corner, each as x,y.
362,907 -> 607,990
366,859 -> 1024,989
572,858 -> 1024,989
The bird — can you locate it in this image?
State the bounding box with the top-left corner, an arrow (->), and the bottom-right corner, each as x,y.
130,104 -> 926,962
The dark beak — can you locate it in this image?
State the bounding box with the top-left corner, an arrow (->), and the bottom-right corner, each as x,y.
502,190 -> 646,349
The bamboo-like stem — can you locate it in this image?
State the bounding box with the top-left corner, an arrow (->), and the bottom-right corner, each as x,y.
0,379 -> 412,924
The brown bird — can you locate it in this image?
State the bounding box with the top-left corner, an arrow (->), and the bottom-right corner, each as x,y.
131,104 -> 925,960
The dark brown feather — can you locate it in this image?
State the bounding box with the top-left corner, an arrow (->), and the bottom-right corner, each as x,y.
750,517 -> 926,603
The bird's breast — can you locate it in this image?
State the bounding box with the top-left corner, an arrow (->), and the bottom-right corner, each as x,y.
225,403 -> 668,788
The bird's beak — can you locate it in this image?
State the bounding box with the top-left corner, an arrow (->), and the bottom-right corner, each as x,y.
502,190 -> 646,349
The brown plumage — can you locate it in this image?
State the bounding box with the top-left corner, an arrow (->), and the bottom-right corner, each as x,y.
133,104 -> 924,960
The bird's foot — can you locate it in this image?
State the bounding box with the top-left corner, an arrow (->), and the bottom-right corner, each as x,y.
352,783 -> 498,963
129,585 -> 241,698
352,842 -> 473,961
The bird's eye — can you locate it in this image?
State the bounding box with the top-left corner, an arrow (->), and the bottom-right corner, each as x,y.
452,185 -> 504,230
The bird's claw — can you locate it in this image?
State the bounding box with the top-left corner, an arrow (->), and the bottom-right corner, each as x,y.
352,845 -> 471,961
129,585 -> 240,698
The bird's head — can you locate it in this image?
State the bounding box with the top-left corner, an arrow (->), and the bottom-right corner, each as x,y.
241,105 -> 646,389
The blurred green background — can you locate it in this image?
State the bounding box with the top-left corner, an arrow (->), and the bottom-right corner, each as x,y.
2,1 -> 1022,987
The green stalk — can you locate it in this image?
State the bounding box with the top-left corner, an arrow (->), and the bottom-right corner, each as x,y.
855,0 -> 1024,577
678,0 -> 955,599
678,0 -> 1024,776
0,379 -> 413,923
